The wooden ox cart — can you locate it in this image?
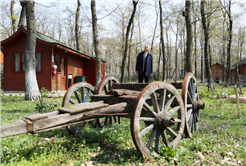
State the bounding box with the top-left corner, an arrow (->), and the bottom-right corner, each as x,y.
0,72 -> 204,158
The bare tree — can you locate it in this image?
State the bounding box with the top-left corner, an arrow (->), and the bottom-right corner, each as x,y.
18,1 -> 26,28
201,0 -> 215,91
159,0 -> 166,81
10,0 -> 17,32
75,0 -> 81,51
120,0 -> 138,83
219,0 -> 232,86
184,0 -> 193,72
128,20 -> 134,82
23,0 -> 41,100
91,0 -> 101,88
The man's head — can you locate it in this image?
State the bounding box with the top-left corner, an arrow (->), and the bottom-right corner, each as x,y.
144,45 -> 150,52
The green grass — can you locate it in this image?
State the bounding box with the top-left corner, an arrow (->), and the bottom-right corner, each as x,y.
1,85 -> 246,165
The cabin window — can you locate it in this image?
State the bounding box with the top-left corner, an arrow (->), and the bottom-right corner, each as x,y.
36,53 -> 41,71
55,55 -> 61,72
62,58 -> 65,76
15,53 -> 20,71
15,53 -> 41,72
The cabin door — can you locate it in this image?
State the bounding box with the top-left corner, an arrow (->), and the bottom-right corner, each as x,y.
61,57 -> 67,90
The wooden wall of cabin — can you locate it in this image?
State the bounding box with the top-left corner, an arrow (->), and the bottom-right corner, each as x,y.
3,34 -> 51,91
51,49 -> 85,91
84,59 -> 96,86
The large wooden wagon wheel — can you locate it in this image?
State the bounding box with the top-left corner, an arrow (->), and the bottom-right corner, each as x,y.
131,82 -> 185,158
62,82 -> 95,135
94,75 -> 120,127
182,72 -> 205,138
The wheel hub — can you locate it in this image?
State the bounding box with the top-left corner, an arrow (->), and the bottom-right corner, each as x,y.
155,112 -> 175,131
192,99 -> 205,113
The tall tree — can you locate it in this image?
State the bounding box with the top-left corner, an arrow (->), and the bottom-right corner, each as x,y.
201,0 -> 215,91
220,0 -> 232,86
18,1 -> 26,28
23,0 -> 41,100
120,0 -> 138,83
75,0 -> 81,51
184,0 -> 193,72
10,0 -> 17,32
91,0 -> 101,88
127,20 -> 134,82
159,0 -> 166,81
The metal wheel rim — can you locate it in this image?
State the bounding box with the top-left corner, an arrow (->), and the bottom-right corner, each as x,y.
94,75 -> 120,127
182,72 -> 200,138
131,81 -> 185,158
62,82 -> 95,135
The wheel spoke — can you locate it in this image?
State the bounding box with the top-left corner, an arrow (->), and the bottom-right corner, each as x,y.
155,132 -> 161,152
174,119 -> 182,123
143,102 -> 157,117
69,99 -> 76,104
167,127 -> 178,137
187,108 -> 192,121
187,91 -> 193,104
187,104 -> 192,108
159,89 -> 166,112
161,130 -> 170,147
85,89 -> 91,102
74,90 -> 82,103
140,124 -> 154,138
139,117 -> 156,122
81,87 -> 85,102
147,129 -> 157,149
164,96 -> 175,112
167,106 -> 180,116
75,123 -> 81,133
151,92 -> 160,113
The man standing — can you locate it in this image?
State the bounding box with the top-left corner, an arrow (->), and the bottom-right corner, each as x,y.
136,45 -> 153,83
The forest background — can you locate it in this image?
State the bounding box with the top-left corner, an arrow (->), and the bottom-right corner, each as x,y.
1,0 -> 246,83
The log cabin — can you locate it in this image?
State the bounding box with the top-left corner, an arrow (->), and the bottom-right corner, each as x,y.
1,26 -> 105,92
211,62 -> 227,82
230,58 -> 246,85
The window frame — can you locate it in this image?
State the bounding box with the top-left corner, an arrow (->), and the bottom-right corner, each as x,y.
14,52 -> 42,72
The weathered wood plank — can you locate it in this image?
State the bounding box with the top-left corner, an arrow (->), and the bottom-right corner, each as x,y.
112,83 -> 148,91
33,102 -> 129,131
108,89 -> 141,96
91,95 -> 119,104
0,120 -> 28,138
58,102 -> 109,114
26,113 -> 48,121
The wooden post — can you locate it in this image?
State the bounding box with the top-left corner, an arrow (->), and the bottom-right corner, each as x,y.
234,84 -> 242,118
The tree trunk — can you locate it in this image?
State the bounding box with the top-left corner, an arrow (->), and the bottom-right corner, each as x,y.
10,0 -> 16,32
159,0 -> 166,81
150,5 -> 159,53
185,0 -> 192,73
24,0 -> 41,101
225,0 -> 232,87
201,0 -> 215,91
18,1 -> 26,28
128,20 -> 134,82
158,39 -> 161,81
166,30 -> 169,80
75,0 -> 81,51
120,0 -> 138,83
175,22 -> 179,81
91,0 -> 101,88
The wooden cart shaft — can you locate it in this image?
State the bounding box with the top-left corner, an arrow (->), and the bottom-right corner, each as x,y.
0,102 -> 131,138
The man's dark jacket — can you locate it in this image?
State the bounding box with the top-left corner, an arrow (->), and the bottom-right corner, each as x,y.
136,51 -> 153,77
